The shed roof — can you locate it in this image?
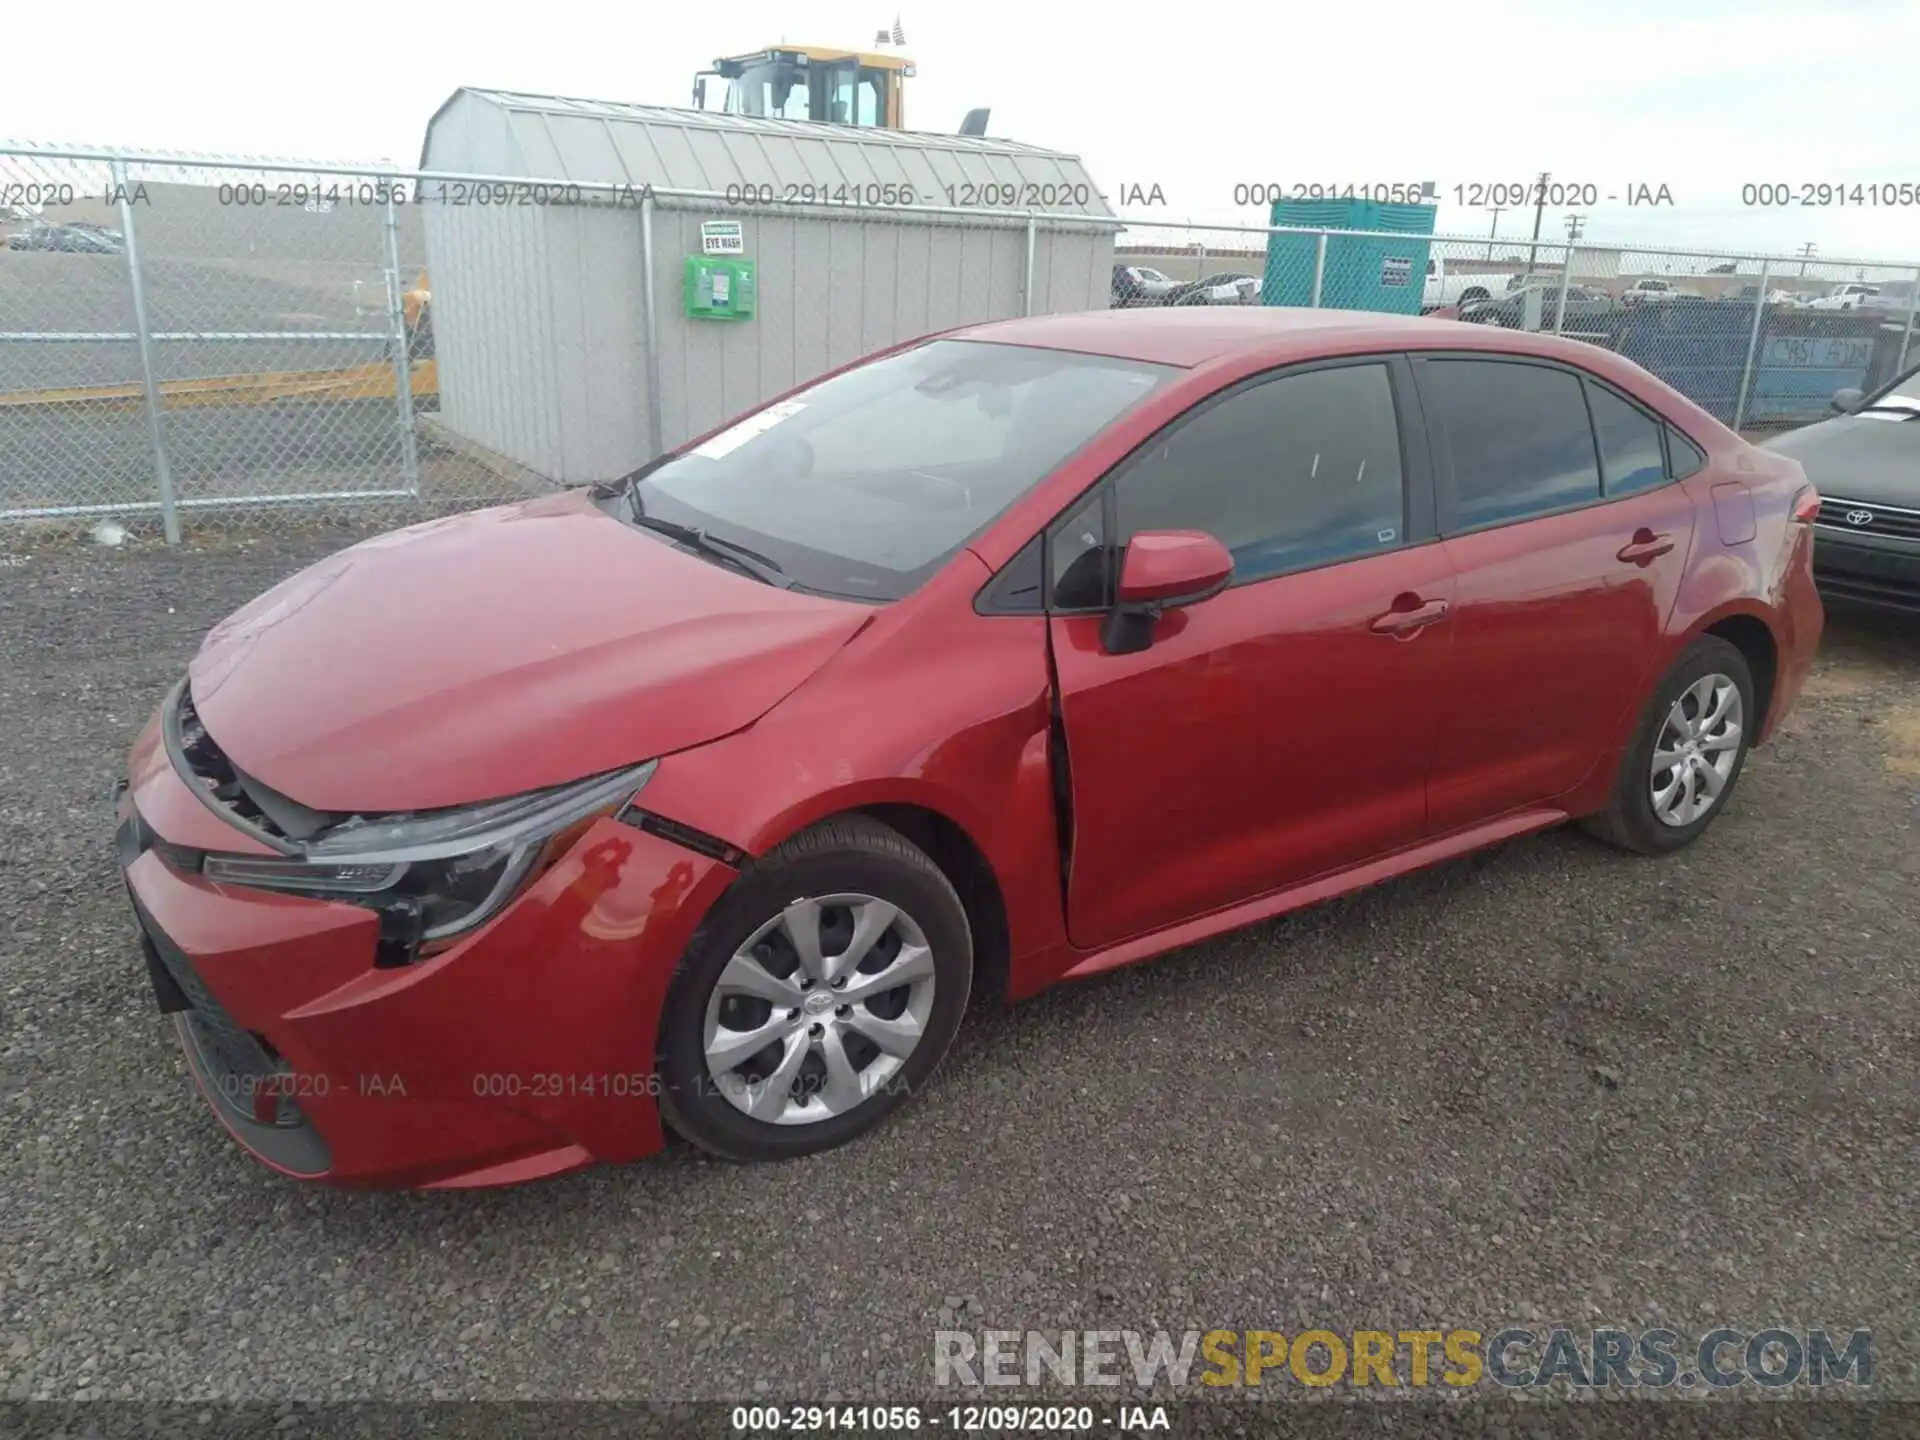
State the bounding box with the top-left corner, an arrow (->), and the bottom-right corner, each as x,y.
420,88 -> 1114,218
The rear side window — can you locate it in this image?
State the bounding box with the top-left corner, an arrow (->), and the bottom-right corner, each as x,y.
1667,428 -> 1707,480
1426,359 -> 1601,529
1586,383 -> 1668,495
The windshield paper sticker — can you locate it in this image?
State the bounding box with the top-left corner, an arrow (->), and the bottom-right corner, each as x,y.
691,400 -> 807,460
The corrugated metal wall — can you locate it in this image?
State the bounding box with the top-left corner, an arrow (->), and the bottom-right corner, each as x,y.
648,207 -> 1111,459
421,89 -> 1116,485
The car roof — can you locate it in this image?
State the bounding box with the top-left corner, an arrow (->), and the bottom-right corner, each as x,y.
949,305 -> 1603,369
944,305 -> 1729,434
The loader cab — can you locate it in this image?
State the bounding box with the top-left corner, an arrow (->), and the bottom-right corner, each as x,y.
693,47 -> 913,129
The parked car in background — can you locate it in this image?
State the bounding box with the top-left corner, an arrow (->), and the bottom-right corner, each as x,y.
1763,363 -> 1920,614
1461,283 -> 1617,331
1423,253 -> 1513,311
113,307 -> 1822,1188
5,221 -> 125,254
1111,264 -> 1179,307
1809,283 -> 1882,312
1621,278 -> 1703,305
1167,273 -> 1260,306
1870,279 -> 1917,314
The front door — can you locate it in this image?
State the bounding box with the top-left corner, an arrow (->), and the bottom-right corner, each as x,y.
1046,357 -> 1458,951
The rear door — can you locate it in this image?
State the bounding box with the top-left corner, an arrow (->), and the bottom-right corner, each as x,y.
1413,355 -> 1698,834
1046,356 -> 1457,950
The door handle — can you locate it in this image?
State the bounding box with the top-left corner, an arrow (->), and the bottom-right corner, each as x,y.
1617,529 -> 1675,565
1370,595 -> 1450,637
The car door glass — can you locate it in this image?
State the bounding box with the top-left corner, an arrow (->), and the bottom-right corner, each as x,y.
1050,491 -> 1110,609
1666,428 -> 1707,480
1428,359 -> 1601,528
1586,382 -> 1668,495
1101,363 -> 1406,584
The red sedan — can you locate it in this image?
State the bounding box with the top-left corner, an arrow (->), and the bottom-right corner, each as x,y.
115,308 -> 1824,1188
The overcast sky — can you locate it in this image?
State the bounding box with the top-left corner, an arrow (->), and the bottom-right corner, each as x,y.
6,0 -> 1920,268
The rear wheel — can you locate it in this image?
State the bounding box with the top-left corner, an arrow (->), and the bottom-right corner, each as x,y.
1581,636 -> 1755,854
656,817 -> 972,1161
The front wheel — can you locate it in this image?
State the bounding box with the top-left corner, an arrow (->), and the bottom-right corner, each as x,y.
655,817 -> 973,1161
1580,635 -> 1756,854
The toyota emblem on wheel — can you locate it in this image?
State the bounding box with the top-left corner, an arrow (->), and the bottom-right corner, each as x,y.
1845,509 -> 1875,527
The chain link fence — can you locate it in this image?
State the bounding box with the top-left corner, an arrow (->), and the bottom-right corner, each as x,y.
1111,221 -> 1920,435
5,143 -> 1919,543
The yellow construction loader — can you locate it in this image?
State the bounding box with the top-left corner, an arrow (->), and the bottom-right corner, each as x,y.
694,44 -> 990,135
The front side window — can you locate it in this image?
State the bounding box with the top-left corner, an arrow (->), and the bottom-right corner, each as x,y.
1586,382 -> 1668,495
630,340 -> 1173,601
855,68 -> 886,125
1426,359 -> 1601,529
1049,361 -> 1407,601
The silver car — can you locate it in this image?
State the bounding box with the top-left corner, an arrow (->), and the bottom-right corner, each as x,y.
1168,273 -> 1261,306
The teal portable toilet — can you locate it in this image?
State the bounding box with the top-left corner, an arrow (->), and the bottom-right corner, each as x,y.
1262,198 -> 1437,314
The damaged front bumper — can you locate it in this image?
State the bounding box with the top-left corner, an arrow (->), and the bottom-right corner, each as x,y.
115,705 -> 739,1189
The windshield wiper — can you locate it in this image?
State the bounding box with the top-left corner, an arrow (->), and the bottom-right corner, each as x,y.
627,496 -> 788,587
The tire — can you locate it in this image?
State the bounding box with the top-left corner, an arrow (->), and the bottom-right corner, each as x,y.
1460,287 -> 1490,308
1580,635 -> 1756,855
655,816 -> 973,1162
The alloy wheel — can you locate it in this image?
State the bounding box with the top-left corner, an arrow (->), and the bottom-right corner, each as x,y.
1649,673 -> 1744,827
702,894 -> 937,1126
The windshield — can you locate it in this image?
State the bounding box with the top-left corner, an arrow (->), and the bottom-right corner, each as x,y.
628,340 -> 1175,600
1860,358 -> 1920,412
726,59 -> 814,120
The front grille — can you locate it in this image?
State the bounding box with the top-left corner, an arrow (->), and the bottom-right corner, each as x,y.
173,686 -> 290,841
1814,497 -> 1920,542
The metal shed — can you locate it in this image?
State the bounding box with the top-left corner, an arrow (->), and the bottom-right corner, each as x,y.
418,88 -> 1118,485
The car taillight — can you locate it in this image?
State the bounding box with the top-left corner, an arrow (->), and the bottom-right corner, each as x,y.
1791,486 -> 1821,525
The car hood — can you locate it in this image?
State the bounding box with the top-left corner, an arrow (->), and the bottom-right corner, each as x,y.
1762,415 -> 1920,509
187,489 -> 872,812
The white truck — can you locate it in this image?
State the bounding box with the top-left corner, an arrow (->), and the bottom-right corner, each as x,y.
1808,283 -> 1882,311
1422,254 -> 1514,312
1619,277 -> 1705,305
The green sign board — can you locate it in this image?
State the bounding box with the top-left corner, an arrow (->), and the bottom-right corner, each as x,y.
685,256 -> 756,320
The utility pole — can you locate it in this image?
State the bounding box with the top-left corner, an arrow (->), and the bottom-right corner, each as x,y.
1486,205 -> 1506,260
1797,241 -> 1817,278
1526,170 -> 1550,275
1560,214 -> 1586,290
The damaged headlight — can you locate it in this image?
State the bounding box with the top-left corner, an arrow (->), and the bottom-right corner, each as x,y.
202,761 -> 656,943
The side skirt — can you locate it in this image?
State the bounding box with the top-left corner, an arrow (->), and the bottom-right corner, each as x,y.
1057,807 -> 1568,985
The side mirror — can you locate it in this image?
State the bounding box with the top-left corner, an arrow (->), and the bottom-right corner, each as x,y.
1830,387 -> 1865,415
1100,530 -> 1233,655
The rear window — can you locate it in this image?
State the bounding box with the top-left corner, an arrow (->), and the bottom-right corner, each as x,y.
1586,384 -> 1668,495
1666,427 -> 1707,480
629,340 -> 1175,601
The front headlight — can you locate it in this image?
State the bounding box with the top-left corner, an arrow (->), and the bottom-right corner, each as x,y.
202,761 -> 656,943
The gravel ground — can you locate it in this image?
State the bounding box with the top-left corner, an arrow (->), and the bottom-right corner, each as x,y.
1,527 -> 1916,1409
